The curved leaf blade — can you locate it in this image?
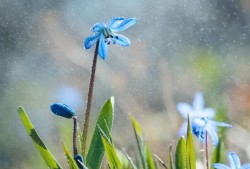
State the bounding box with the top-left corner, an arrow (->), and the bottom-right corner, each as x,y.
61,141 -> 79,169
186,116 -> 196,169
18,107 -> 62,169
211,138 -> 225,169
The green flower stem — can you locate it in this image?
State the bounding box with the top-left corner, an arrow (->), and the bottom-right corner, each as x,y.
73,116 -> 78,156
205,131 -> 209,169
82,40 -> 99,159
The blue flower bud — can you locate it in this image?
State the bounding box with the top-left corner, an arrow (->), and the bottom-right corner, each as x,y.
50,103 -> 76,118
74,154 -> 84,169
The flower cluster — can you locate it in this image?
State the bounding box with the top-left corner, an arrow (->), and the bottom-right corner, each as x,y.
177,92 -> 232,146
84,17 -> 137,60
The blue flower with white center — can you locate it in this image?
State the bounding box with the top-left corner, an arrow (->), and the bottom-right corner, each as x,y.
212,152 -> 250,169
84,17 -> 137,60
191,117 -> 231,146
176,92 -> 232,146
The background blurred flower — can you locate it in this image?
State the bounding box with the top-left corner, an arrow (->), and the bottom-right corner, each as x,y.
177,92 -> 215,136
212,152 -> 250,169
177,92 -> 232,146
191,117 -> 231,146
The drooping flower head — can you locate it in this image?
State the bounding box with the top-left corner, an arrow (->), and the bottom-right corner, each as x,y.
84,17 -> 137,60
212,152 -> 250,169
50,103 -> 76,119
177,92 -> 232,146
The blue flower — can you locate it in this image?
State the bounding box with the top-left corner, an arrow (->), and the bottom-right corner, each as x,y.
191,117 -> 231,146
84,17 -> 137,60
212,152 -> 250,169
177,92 -> 232,146
50,103 -> 76,119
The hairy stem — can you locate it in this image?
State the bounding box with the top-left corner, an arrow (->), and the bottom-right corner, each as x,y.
73,116 -> 78,156
82,40 -> 99,159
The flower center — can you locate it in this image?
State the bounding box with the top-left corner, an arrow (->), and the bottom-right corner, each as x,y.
191,117 -> 207,139
102,27 -> 112,38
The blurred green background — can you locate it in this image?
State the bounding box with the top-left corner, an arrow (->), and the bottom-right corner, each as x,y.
1,0 -> 250,168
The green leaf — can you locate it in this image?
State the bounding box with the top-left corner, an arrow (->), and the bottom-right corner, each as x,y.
17,107 -> 62,169
61,141 -> 79,169
100,127 -> 122,169
131,116 -> 148,169
86,97 -> 115,169
122,150 -> 138,169
153,154 -> 167,169
168,146 -> 174,169
211,138 -> 225,169
146,144 -> 155,169
175,137 -> 186,169
186,116 -> 196,169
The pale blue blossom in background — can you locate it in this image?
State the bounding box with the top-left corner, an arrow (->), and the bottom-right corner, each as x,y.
213,152 -> 250,169
84,17 -> 137,60
177,92 -> 232,146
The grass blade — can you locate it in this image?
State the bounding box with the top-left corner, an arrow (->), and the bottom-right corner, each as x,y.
61,141 -> 79,169
186,116 -> 196,169
99,127 -> 122,169
146,144 -> 155,169
131,116 -> 148,169
211,138 -> 225,169
18,106 -> 62,169
168,146 -> 174,169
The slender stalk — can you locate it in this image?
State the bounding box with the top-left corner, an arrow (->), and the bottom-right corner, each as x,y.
73,116 -> 78,156
82,40 -> 99,158
205,131 -> 209,169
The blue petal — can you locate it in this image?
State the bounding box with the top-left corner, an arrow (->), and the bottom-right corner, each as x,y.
110,18 -> 137,32
107,17 -> 125,28
50,103 -> 76,118
206,123 -> 219,146
228,152 -> 241,169
241,163 -> 250,169
111,33 -> 131,46
202,108 -> 215,119
178,122 -> 188,136
212,164 -> 231,169
91,22 -> 105,33
176,103 -> 194,119
193,92 -> 204,111
209,120 -> 232,128
98,33 -> 108,60
84,33 -> 100,49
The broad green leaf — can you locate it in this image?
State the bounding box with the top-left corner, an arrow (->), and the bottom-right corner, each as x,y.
86,97 -> 115,169
100,127 -> 122,169
168,146 -> 174,169
186,116 -> 196,169
175,137 -> 186,169
146,144 -> 155,169
211,138 -> 225,169
131,116 -> 148,169
61,142 -> 79,169
18,107 -> 62,169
